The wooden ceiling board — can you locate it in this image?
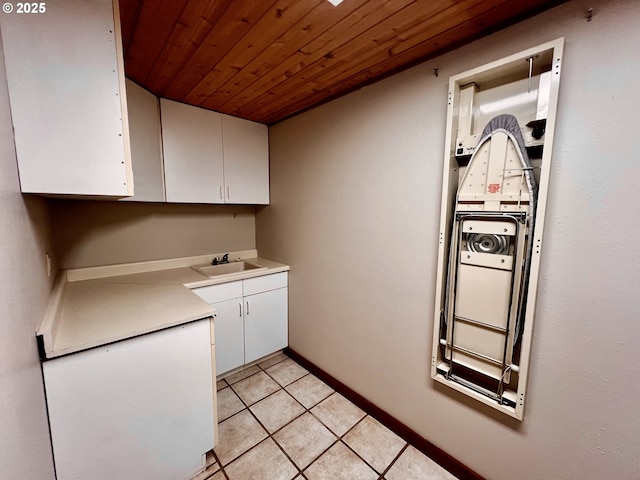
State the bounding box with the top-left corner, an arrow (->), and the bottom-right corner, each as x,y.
215,0 -> 404,116
120,0 -> 566,124
120,0 -> 143,58
258,0 -> 560,124
200,0 -> 358,111
160,1 -> 277,101
142,0 -> 235,93
233,0 -> 494,120
184,0 -> 325,107
250,0 -> 509,117
124,0 -> 191,82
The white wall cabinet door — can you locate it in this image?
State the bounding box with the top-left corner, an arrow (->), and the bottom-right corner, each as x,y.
160,98 -> 268,205
213,298 -> 245,375
122,80 -> 165,202
43,319 -> 214,480
244,288 -> 288,364
0,0 -> 133,197
222,114 -> 270,204
160,98 -> 224,203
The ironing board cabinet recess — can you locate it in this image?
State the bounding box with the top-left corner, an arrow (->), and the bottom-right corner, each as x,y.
431,38 -> 564,420
0,0 -> 132,197
161,98 -> 269,205
192,272 -> 288,375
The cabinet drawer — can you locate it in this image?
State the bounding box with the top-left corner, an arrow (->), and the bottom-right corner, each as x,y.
192,281 -> 242,304
243,272 -> 288,296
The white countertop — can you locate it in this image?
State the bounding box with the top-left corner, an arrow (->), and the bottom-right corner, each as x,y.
37,252 -> 289,359
53,282 -> 213,355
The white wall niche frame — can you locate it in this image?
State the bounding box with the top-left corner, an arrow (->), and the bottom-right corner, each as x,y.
431,38 -> 564,420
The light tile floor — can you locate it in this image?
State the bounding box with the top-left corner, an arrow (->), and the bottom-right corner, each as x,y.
192,352 -> 458,480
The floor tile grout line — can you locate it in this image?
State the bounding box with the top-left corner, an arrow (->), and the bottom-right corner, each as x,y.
299,437 -> 341,476
333,437 -> 383,477
255,397 -> 308,436
306,390 -> 365,437
221,349 -> 289,385
253,361 -> 316,420
276,361 -> 402,479
221,372 -> 258,389
219,378 -> 307,476
218,388 -> 249,424
262,427 -> 305,477
219,386 -> 271,465
220,383 -> 310,478
258,387 -> 342,472
243,374 -> 327,476
217,372 -> 316,446
247,365 -> 338,476
227,372 -> 281,407
207,353 -> 302,478
334,415 -> 389,475
273,417 -> 339,472
216,378 -> 268,468
207,448 -> 229,480
284,379 -> 335,411
256,352 -> 290,370
214,352 -> 408,479
223,435 -> 302,479
317,413 -> 403,479
379,443 -> 410,479
260,358 -> 310,390
221,354 -> 297,409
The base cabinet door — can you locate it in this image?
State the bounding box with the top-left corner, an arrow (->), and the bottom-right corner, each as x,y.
213,298 -> 245,375
192,273 -> 288,376
43,320 -> 214,480
244,288 -> 288,364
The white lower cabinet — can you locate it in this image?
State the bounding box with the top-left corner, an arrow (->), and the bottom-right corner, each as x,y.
212,298 -> 245,374
244,287 -> 288,363
193,272 -> 288,376
43,319 -> 215,480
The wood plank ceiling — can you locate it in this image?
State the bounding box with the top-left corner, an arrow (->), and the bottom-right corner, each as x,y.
120,0 -> 565,125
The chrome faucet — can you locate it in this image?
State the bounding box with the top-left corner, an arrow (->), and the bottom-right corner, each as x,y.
211,253 -> 230,265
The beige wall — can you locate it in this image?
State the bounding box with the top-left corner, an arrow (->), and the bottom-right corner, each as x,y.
257,1 -> 640,478
0,33 -> 56,479
51,200 -> 256,269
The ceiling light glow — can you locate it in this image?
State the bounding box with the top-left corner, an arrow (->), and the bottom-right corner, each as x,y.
328,0 -> 343,6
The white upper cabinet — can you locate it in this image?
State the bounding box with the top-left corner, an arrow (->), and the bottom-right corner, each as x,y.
122,80 -> 164,202
160,98 -> 225,204
0,0 -> 133,197
160,99 -> 269,205
222,115 -> 269,204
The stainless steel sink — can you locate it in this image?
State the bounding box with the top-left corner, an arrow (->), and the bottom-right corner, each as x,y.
191,261 -> 267,278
